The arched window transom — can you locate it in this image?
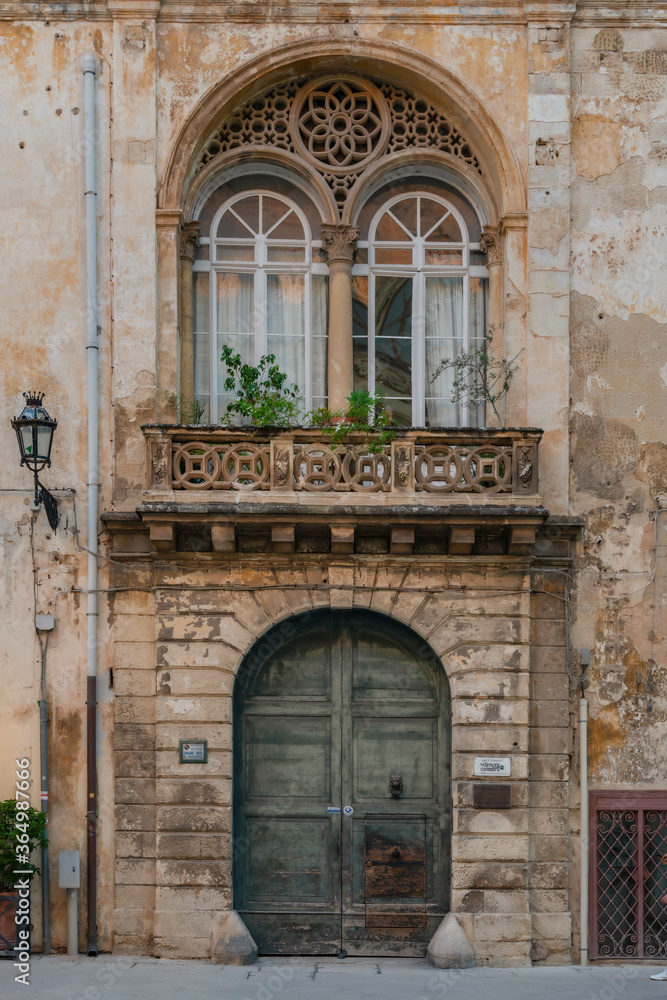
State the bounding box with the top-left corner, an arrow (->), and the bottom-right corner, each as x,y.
352,192 -> 488,427
193,190 -> 328,422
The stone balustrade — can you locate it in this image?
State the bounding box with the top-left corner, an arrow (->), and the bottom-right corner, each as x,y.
143,426 -> 542,497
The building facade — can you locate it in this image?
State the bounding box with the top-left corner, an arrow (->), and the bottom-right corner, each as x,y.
1,0 -> 667,967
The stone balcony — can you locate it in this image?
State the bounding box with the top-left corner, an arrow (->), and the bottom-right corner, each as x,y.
99,425 -> 552,559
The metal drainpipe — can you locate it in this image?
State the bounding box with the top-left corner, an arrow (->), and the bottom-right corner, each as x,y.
83,52 -> 99,957
39,634 -> 50,955
579,696 -> 589,966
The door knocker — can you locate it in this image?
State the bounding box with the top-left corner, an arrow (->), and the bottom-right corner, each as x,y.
389,773 -> 403,798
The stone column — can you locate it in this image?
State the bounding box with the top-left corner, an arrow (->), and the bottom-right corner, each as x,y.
321,224 -> 359,412
480,226 -> 504,426
179,221 -> 200,407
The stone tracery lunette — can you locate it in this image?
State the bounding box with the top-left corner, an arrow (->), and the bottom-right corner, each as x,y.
197,75 -> 482,214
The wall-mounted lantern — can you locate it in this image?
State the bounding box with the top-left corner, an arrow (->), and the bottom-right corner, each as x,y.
11,392 -> 60,530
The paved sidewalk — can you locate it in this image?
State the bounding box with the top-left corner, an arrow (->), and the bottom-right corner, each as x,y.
1,956 -> 666,1000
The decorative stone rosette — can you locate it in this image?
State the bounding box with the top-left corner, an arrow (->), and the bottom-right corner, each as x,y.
289,76 -> 390,175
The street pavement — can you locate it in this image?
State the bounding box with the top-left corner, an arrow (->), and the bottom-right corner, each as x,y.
1,956 -> 667,999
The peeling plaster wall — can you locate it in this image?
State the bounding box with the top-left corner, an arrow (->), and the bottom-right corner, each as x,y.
570,24 -> 667,789
0,21 -> 115,951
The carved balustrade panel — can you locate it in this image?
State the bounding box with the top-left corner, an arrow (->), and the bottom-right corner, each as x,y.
171,441 -> 271,490
147,428 -> 541,496
415,445 -> 513,494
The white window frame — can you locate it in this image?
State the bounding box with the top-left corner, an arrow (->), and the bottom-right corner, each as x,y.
193,190 -> 329,423
352,191 -> 489,427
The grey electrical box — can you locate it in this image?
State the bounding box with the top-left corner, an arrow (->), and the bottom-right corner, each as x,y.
58,850 -> 80,889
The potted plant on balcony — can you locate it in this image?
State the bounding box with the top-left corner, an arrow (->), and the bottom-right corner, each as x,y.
220,347 -> 303,427
431,333 -> 522,427
310,389 -> 396,454
0,798 -> 47,957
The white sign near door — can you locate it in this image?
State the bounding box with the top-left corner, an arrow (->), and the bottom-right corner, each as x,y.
474,757 -> 511,776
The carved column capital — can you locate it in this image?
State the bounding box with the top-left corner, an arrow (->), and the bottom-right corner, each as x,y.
179,220 -> 200,262
321,224 -> 359,266
480,225 -> 503,266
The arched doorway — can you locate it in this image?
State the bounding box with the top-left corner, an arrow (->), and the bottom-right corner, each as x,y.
233,609 -> 451,956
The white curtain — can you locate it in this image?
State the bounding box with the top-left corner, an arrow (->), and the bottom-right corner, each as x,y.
266,273 -> 306,390
424,276 -> 463,427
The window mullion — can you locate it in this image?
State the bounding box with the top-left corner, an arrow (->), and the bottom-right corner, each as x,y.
462,271 -> 470,428
211,267 -> 218,424
414,270 -> 425,428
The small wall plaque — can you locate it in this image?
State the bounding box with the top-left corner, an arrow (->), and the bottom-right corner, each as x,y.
179,739 -> 208,763
473,783 -> 512,810
474,756 -> 511,777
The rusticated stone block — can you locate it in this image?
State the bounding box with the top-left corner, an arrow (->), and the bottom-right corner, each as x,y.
153,909 -> 214,938
528,728 -> 571,754
532,912 -> 572,940
529,781 -> 569,809
115,884 -> 155,909
529,700 -> 569,728
530,646 -> 567,673
115,751 -> 156,778
156,832 -> 230,860
529,862 -> 568,889
530,835 -> 569,862
529,889 -> 569,912
115,858 -> 156,885
529,809 -> 569,836
455,808 -> 529,836
152,936 -> 211,959
156,804 -> 231,833
155,695 -> 231,724
116,696 -> 157,725
481,890 -> 529,913
114,615 -> 156,643
156,749 -> 231,779
157,615 -> 253,649
116,832 -> 156,859
156,778 -> 231,806
530,620 -> 566,646
454,698 -> 528,726
113,909 -> 153,938
115,804 -> 156,832
156,859 -> 231,887
155,886 -> 230,911
157,667 -> 234,697
452,862 -> 528,890
114,641 -> 156,671
453,836 -> 529,863
530,673 -> 569,701
529,754 -> 569,782
474,913 -> 532,942
156,641 -> 241,670
115,777 -> 156,805
114,669 -> 156,697
115,723 -> 155,751
114,591 -> 156,616
453,725 -> 529,753
155,723 -> 231,752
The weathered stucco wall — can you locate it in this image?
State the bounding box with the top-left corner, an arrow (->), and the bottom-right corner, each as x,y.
570,23 -> 667,785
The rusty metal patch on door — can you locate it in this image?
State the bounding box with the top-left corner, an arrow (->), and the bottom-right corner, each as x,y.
363,815 -> 427,928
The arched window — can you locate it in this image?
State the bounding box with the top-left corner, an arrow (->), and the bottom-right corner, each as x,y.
352,190 -> 488,427
193,189 -> 328,422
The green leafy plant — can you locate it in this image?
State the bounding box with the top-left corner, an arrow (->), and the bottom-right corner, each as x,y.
431,333 -> 523,427
313,389 -> 396,454
0,799 -> 47,891
219,346 -> 303,427
165,392 -> 207,425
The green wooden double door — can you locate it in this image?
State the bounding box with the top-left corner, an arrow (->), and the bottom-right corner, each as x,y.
233,610 -> 451,956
